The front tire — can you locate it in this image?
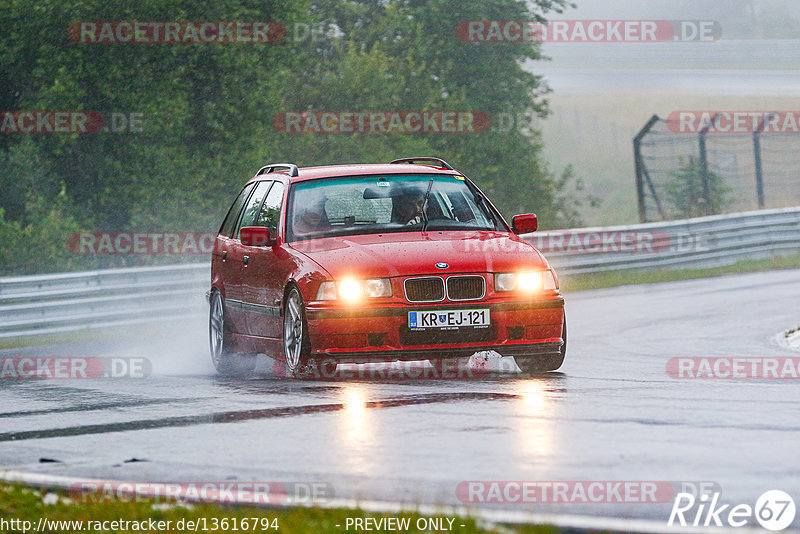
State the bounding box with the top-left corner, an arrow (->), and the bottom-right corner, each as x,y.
514,316 -> 567,374
283,287 -> 312,377
209,290 -> 255,376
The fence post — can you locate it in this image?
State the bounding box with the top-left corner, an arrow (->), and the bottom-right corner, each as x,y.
753,131 -> 765,209
634,114 -> 661,223
753,113 -> 775,209
697,113 -> 721,216
698,131 -> 711,215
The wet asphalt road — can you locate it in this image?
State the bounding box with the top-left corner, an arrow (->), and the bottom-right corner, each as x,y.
1,268 -> 799,525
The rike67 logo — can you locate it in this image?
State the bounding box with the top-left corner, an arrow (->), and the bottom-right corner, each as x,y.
669,490 -> 796,531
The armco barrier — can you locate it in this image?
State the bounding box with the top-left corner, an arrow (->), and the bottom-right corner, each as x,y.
526,207 -> 800,275
0,264 -> 209,339
0,208 -> 798,340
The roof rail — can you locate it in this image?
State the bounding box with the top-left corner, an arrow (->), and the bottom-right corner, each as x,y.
389,157 -> 454,170
256,163 -> 299,177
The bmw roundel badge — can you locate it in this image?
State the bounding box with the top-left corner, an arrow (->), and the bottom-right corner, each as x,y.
435,262 -> 449,269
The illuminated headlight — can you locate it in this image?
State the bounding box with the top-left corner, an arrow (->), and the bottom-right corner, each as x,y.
519,272 -> 543,290
495,271 -> 557,292
316,279 -> 392,301
338,279 -> 362,300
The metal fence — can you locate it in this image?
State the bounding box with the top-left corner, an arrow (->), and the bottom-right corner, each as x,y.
1,208 -> 799,340
634,114 -> 800,223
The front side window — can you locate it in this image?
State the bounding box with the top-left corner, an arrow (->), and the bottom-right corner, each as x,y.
286,174 -> 502,242
219,182 -> 256,238
255,181 -> 284,234
235,180 -> 273,238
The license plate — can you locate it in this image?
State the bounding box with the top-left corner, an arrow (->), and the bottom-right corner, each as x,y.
408,309 -> 490,330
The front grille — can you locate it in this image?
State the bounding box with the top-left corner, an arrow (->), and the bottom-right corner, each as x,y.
446,276 -> 485,301
404,277 -> 445,302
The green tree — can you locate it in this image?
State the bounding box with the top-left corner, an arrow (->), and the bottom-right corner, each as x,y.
0,0 -> 586,275
0,0 -> 309,230
666,157 -> 733,218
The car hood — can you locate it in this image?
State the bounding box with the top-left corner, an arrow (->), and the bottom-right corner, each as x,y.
288,231 -> 548,279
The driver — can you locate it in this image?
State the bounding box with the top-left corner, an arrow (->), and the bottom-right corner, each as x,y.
392,186 -> 426,225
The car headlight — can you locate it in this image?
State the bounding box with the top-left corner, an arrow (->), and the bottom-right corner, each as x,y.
364,278 -> 392,298
316,281 -> 338,300
316,278 -> 392,301
338,279 -> 362,301
495,270 -> 557,292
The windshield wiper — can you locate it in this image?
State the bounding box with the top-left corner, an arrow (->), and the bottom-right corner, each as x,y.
421,176 -> 434,231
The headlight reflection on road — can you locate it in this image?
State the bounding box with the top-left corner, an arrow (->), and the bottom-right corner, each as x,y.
335,384 -> 379,475
513,379 -> 558,459
342,386 -> 368,422
519,380 -> 546,410
339,384 -> 374,444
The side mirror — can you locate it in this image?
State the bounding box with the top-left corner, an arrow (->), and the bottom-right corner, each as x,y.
240,226 -> 276,247
512,214 -> 538,234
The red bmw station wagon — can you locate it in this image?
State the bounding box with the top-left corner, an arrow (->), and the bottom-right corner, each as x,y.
209,157 -> 566,377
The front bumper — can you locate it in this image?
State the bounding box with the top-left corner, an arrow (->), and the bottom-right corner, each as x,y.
304,296 -> 564,361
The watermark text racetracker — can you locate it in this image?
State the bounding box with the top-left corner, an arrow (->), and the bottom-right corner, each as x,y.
272,357 -> 502,380
1,111 -> 144,134
668,111 -> 800,134
457,481 -> 719,504
456,230 -> 711,254
69,21 -> 284,43
69,481 -> 333,506
69,21 -> 341,44
456,20 -> 720,42
274,111 -> 490,134
68,232 -> 215,254
0,357 -> 150,379
667,357 -> 800,379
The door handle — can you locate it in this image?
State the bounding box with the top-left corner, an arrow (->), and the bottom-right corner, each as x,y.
221,251 -> 227,262
243,255 -> 249,266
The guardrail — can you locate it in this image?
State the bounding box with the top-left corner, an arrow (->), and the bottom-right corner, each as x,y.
0,264 -> 209,339
1,207 -> 798,340
526,207 -> 800,275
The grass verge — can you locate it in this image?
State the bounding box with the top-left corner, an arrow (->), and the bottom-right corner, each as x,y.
561,252 -> 800,292
0,328 -> 135,351
0,321 -> 197,351
0,483 -> 558,534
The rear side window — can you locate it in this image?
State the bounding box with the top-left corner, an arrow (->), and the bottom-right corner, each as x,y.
219,183 -> 256,237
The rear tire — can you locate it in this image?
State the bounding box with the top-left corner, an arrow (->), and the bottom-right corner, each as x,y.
514,316 -> 567,374
209,290 -> 256,376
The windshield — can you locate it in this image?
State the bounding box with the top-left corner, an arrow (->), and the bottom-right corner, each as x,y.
286,174 -> 503,241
